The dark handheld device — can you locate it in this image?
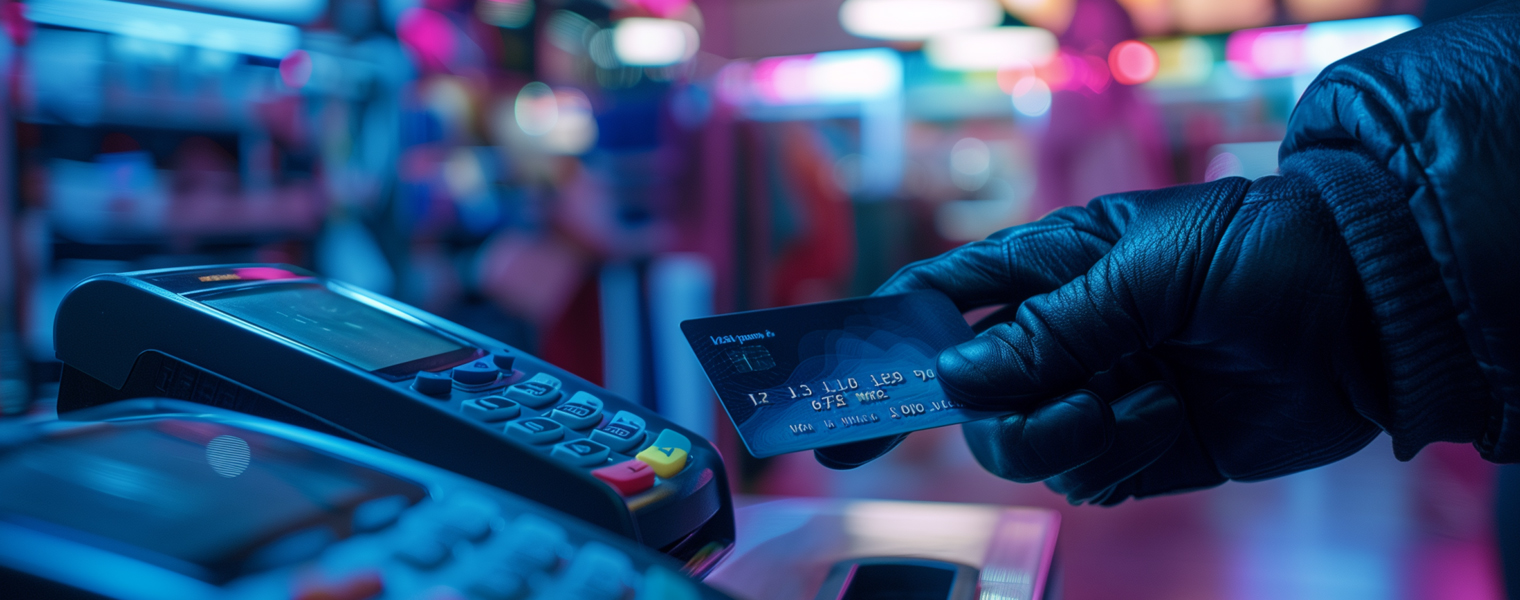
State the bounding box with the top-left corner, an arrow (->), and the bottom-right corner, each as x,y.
813,558 -> 979,600
52,265 -> 733,572
0,399 -> 734,600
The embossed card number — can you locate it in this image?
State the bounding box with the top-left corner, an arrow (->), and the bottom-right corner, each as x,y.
680,292 -> 1004,458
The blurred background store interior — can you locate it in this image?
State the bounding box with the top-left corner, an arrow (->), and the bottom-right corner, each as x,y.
0,0 -> 1503,596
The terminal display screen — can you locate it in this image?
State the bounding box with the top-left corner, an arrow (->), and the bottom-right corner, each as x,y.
202,284 -> 472,373
0,420 -> 426,582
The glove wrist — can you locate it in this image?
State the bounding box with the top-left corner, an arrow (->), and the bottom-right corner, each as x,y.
1281,148 -> 1491,460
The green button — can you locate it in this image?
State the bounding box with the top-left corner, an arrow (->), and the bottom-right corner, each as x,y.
638,566 -> 698,600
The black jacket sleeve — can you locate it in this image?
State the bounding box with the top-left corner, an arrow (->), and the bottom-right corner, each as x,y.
1280,1 -> 1520,461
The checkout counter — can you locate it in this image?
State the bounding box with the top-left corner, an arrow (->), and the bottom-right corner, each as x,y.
709,498 -> 1059,600
0,265 -> 1061,599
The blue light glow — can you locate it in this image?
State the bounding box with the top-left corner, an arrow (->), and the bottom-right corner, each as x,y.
26,0 -> 302,59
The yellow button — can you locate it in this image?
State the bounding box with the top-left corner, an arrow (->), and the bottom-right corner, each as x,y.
635,445 -> 689,478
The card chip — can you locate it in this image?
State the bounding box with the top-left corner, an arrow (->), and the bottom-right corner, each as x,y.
727,345 -> 775,373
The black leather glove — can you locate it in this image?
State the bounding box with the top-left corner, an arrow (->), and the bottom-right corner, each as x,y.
816,175 -> 1386,504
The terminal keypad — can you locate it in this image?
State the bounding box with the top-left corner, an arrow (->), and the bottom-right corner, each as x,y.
432,357 -> 695,500
343,494 -> 708,600
505,417 -> 564,445
191,428 -> 720,600
549,392 -> 604,429
451,359 -> 501,386
411,371 -> 453,397
591,411 -> 646,453
505,373 -> 563,408
552,439 -> 611,466
461,396 -> 520,422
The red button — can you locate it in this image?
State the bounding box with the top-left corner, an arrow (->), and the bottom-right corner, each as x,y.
295,571 -> 384,600
592,459 -> 656,496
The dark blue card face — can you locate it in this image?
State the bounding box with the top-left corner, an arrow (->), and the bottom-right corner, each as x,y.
680,291 -> 1001,458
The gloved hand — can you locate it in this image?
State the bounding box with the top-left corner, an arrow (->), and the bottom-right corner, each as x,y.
815,175 -> 1385,504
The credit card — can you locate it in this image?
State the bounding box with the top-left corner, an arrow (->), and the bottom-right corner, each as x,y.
680,291 -> 1001,458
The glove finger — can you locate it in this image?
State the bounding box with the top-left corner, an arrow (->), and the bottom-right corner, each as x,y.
936,254 -> 1160,408
874,208 -> 1118,310
1043,382 -> 1186,504
961,390 -> 1114,483
814,434 -> 908,470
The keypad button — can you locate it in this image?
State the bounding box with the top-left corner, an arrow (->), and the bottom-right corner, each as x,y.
549,392 -> 604,429
451,359 -> 500,386
490,350 -> 516,372
639,566 -> 699,600
468,570 -> 526,600
395,538 -> 451,569
504,418 -> 564,445
592,459 -> 656,496
652,428 -> 693,452
352,495 -> 411,533
435,503 -> 495,544
590,411 -> 646,453
552,542 -> 632,600
461,396 -> 520,422
635,430 -> 692,478
499,514 -> 567,572
551,439 -> 610,467
504,373 -> 562,408
412,371 -> 453,397
295,570 -> 385,600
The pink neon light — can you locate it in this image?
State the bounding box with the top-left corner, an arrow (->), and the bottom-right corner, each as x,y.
397,8 -> 458,72
233,267 -> 304,281
627,0 -> 690,18
1226,24 -> 1307,79
1110,40 -> 1159,85
279,50 -> 311,89
752,55 -> 815,104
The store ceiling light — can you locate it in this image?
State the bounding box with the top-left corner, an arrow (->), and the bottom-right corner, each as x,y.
612,18 -> 699,67
1227,15 -> 1417,79
925,26 -> 1057,71
840,0 -> 1005,41
747,49 -> 902,105
1302,14 -> 1418,71
25,0 -> 300,59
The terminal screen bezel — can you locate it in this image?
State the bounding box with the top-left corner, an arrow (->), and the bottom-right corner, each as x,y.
190,282 -> 482,379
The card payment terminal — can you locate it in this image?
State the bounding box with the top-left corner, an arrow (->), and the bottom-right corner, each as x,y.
0,399 -> 734,600
51,265 -> 732,573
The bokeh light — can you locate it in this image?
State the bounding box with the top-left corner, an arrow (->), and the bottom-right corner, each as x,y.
1109,40 -> 1159,85
925,26 -> 1059,72
950,137 -> 991,191
1147,37 -> 1214,85
476,0 -> 534,29
279,49 -> 311,89
612,18 -> 699,67
840,0 -> 1005,41
205,435 -> 251,478
1010,76 -> 1052,117
542,89 -> 598,155
514,82 -> 558,136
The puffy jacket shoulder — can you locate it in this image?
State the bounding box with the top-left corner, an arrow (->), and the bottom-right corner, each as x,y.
1281,1 -> 1520,460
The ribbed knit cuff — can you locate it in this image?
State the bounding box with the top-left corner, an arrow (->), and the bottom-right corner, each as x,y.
1280,148 -> 1490,460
